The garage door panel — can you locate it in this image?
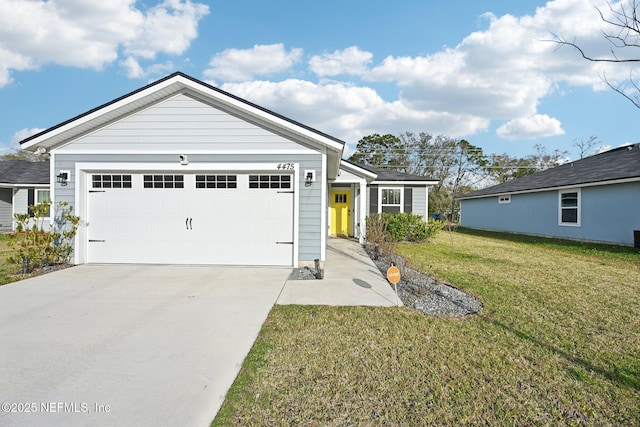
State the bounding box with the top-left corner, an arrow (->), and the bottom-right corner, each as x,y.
87,172 -> 294,266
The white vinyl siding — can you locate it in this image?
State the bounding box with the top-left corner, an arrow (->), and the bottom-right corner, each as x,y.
410,186 -> 428,219
56,94 -> 317,154
0,188 -> 12,230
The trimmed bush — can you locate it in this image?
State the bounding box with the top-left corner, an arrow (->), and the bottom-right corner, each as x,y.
367,213 -> 441,244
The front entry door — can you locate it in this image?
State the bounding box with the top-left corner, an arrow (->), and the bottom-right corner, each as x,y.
331,190 -> 351,235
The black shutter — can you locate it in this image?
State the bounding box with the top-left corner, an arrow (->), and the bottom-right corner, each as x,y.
28,188 -> 35,217
404,187 -> 413,213
369,185 -> 378,214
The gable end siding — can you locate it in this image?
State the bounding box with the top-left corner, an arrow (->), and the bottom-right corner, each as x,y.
56,94 -> 318,154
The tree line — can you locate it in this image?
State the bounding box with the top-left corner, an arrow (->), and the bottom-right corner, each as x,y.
348,132 -> 598,218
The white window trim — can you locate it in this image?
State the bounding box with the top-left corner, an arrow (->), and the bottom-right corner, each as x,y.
378,186 -> 404,213
498,194 -> 511,204
35,189 -> 52,220
558,188 -> 581,227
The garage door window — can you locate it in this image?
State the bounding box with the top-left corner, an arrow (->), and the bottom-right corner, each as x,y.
143,175 -> 184,189
195,175 -> 237,189
249,175 -> 291,189
92,174 -> 132,189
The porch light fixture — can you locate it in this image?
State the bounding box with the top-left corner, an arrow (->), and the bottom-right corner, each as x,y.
304,170 -> 315,187
57,171 -> 69,186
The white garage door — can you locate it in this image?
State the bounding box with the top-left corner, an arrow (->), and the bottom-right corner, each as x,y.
87,173 -> 294,266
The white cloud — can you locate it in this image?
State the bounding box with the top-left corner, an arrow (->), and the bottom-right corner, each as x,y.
0,127 -> 47,153
359,0 -> 635,140
203,44 -> 303,82
219,80 -> 489,147
0,0 -> 208,87
124,0 -> 209,60
309,46 -> 373,77
120,57 -> 176,79
496,115 -> 565,140
120,57 -> 145,79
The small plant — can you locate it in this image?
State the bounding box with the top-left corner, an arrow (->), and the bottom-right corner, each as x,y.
8,201 -> 80,274
365,214 -> 395,258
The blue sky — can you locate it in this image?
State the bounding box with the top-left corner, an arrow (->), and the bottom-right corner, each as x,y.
0,0 -> 638,161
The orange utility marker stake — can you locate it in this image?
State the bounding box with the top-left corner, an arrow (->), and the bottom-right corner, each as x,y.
387,264 -> 401,307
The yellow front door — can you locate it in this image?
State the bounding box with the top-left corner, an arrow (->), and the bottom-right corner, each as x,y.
331,190 -> 351,235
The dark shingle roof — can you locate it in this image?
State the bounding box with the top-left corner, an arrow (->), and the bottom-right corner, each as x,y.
0,161 -> 49,185
349,162 -> 438,182
460,143 -> 640,199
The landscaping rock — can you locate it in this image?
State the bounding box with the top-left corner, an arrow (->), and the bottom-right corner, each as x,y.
365,246 -> 482,317
288,267 -> 319,280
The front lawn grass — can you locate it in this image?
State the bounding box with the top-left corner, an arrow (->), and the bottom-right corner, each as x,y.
0,234 -> 20,286
213,230 -> 640,426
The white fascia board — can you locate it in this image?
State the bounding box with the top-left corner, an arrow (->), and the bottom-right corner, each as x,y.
74,162 -> 300,172
339,161 -> 377,180
458,176 -> 640,200
0,183 -> 49,188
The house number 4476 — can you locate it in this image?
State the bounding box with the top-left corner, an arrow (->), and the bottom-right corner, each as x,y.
277,163 -> 295,170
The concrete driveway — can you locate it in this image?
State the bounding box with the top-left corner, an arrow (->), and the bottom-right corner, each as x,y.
0,265 -> 290,427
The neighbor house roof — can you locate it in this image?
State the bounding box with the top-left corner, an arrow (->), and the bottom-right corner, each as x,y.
19,72 -> 345,178
459,143 -> 640,200
0,160 -> 49,186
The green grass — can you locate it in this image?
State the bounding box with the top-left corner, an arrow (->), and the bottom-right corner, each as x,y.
0,234 -> 22,286
213,230 -> 640,426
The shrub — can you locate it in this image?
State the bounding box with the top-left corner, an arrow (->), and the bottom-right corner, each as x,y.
366,213 -> 442,246
8,201 -> 81,274
384,213 -> 442,243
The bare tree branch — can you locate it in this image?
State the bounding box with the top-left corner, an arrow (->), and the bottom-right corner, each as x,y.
548,1 -> 640,109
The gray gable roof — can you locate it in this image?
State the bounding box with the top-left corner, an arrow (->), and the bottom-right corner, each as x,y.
349,162 -> 438,182
0,161 -> 49,185
460,143 -> 640,199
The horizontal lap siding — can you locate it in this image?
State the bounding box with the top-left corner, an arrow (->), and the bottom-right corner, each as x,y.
55,153 -> 324,262
410,186 -> 427,219
13,189 -> 28,216
580,182 -> 640,245
57,94 -> 316,153
460,181 -> 640,245
0,188 -> 12,229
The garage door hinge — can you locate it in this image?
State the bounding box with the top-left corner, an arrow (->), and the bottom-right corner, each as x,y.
276,241 -> 294,245
89,240 -> 106,242
277,191 -> 295,194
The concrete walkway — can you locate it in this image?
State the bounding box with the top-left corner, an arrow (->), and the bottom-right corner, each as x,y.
278,238 -> 400,306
